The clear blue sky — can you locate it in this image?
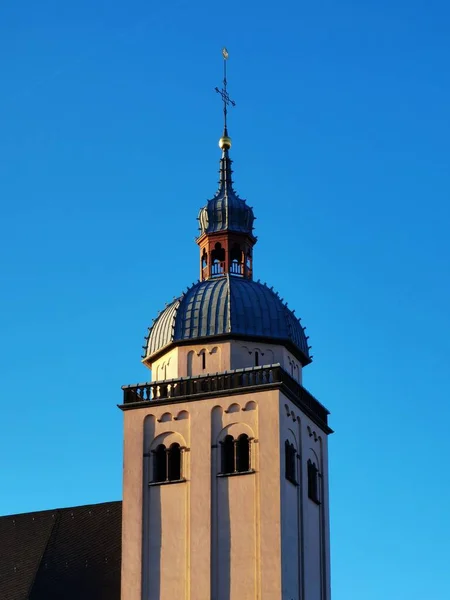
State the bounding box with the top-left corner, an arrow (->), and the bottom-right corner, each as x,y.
1,1 -> 449,598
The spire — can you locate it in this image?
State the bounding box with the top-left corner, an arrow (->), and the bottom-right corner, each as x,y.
215,47 -> 235,153
196,48 -> 256,282
218,142 -> 234,192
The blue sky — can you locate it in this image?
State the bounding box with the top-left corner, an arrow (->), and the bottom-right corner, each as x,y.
1,0 -> 449,598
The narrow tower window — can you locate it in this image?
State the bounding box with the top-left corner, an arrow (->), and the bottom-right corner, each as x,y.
153,444 -> 167,483
201,350 -> 206,370
211,243 -> 225,276
285,440 -> 297,484
168,443 -> 181,481
307,459 -> 320,503
230,243 -> 243,276
201,250 -> 208,280
236,434 -> 250,472
221,435 -> 235,474
254,351 -> 259,366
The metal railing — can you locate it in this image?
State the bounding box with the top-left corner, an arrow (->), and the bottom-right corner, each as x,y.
229,261 -> 244,276
210,261 -> 225,276
122,364 -> 329,428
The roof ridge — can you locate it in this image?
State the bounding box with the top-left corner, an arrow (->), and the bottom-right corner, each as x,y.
168,297 -> 182,345
225,274 -> 232,333
0,499 -> 122,520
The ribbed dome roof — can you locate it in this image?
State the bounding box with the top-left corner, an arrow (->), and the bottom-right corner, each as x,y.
145,276 -> 311,364
198,148 -> 254,237
198,191 -> 254,236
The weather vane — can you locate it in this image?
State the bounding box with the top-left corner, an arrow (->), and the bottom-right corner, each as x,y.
215,47 -> 236,134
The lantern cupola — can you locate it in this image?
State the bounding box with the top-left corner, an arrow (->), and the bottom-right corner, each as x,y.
197,130 -> 256,280
196,48 -> 256,281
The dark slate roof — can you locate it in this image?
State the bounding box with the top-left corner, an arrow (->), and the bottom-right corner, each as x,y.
0,501 -> 122,600
198,148 -> 255,236
145,275 -> 311,364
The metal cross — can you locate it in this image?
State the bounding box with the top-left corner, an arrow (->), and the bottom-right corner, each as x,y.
215,47 -> 236,131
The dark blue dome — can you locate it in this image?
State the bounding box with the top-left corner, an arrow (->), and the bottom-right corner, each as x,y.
198,191 -> 254,236
198,148 -> 255,237
145,276 -> 311,364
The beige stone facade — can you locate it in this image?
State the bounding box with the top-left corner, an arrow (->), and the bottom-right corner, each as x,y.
121,344 -> 331,600
148,340 -> 303,384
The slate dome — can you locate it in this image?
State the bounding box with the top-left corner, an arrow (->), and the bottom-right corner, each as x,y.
197,148 -> 254,237
198,191 -> 254,236
145,275 -> 311,365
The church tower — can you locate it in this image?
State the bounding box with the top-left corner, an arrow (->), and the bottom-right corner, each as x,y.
120,50 -> 332,600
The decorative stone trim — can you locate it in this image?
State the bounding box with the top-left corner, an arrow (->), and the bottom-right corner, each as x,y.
121,364 -> 332,434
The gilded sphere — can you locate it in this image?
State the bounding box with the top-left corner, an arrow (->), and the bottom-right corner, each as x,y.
219,135 -> 232,150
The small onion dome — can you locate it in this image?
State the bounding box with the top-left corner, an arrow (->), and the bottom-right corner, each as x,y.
144,275 -> 311,365
198,148 -> 254,236
198,190 -> 254,236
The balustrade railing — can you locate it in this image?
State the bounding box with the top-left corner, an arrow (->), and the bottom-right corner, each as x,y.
122,364 -> 329,428
211,261 -> 225,277
229,261 -> 244,276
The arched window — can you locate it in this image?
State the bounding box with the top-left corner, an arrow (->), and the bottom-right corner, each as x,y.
152,443 -> 183,483
201,250 -> 208,269
221,435 -> 235,474
153,444 -> 167,483
211,243 -> 225,276
254,351 -> 259,367
221,434 -> 252,475
200,350 -> 206,370
246,250 -> 252,275
236,434 -> 250,472
230,243 -> 243,276
307,459 -> 320,503
168,443 -> 181,481
285,440 -> 296,484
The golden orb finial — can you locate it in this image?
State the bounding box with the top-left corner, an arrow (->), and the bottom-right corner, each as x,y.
219,135 -> 232,150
